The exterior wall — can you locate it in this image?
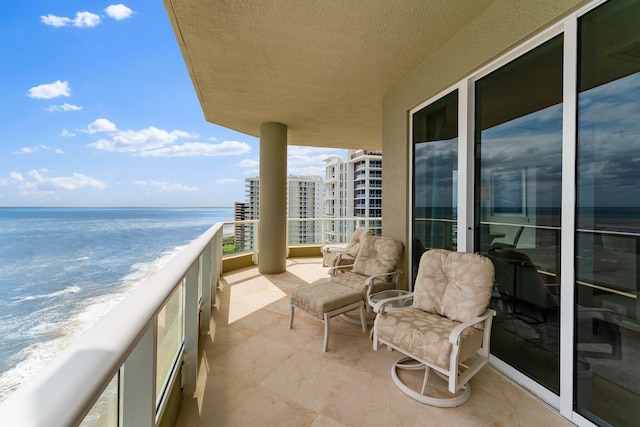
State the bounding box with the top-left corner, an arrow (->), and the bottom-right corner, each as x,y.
382,0 -> 591,290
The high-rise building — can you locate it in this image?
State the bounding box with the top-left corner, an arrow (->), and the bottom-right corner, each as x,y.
241,175 -> 325,245
324,150 -> 383,242
233,202 -> 249,252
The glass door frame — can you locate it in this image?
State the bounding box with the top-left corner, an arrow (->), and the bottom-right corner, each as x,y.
409,1 -> 612,424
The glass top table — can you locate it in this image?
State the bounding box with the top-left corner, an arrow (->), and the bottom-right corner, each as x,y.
368,289 -> 413,313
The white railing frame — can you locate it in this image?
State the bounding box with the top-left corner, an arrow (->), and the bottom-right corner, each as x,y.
0,217 -> 379,426
0,222 -> 224,427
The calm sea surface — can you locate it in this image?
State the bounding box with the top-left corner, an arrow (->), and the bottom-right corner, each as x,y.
0,207 -> 233,401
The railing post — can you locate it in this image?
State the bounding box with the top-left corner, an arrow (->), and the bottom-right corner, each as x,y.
200,244 -> 212,333
121,322 -> 156,427
253,221 -> 259,265
182,262 -> 199,394
321,218 -> 326,245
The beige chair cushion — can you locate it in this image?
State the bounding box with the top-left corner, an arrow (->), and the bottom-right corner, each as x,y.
413,249 -> 494,324
330,271 -> 395,297
343,228 -> 375,258
352,236 -> 403,277
291,281 -> 362,320
376,308 -> 483,370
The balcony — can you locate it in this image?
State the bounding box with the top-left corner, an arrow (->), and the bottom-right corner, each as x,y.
176,258 -> 569,427
0,219 -> 570,426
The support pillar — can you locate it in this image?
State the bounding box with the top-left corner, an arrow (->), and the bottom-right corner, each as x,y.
259,122 -> 287,274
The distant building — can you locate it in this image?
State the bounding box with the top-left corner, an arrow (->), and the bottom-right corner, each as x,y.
240,175 -> 325,246
324,149 -> 383,243
233,202 -> 249,252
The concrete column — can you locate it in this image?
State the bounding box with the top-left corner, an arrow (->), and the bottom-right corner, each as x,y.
259,122 -> 287,274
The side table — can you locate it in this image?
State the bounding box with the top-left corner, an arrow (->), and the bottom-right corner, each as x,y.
368,289 -> 413,313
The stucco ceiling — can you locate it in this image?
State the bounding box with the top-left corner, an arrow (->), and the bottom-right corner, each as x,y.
164,0 -> 496,149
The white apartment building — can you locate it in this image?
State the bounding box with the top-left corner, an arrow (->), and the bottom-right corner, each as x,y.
324,149 -> 382,243
242,175 -> 324,245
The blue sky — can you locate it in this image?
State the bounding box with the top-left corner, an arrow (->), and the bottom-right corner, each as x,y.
0,2 -> 346,207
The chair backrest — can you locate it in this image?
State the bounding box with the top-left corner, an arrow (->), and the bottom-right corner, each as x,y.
487,248 -> 558,309
352,235 -> 403,277
413,249 -> 494,323
343,228 -> 375,258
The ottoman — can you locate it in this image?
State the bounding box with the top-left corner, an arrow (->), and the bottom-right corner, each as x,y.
290,281 -> 366,351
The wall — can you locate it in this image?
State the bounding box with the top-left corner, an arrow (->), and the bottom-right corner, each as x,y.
382,0 -> 591,290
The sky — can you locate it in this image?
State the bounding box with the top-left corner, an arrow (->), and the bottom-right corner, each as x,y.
0,2 -> 346,207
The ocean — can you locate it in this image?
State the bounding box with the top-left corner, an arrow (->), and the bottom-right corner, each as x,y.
0,207 -> 233,401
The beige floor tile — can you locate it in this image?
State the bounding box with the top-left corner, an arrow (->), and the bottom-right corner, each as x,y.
176,258 -> 570,427
211,334 -> 296,384
260,349 -> 355,412
322,369 -> 421,426
310,414 -> 348,427
512,385 -> 572,427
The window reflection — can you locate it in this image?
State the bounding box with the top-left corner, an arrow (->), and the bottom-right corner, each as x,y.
412,90 -> 458,281
475,35 -> 563,394
576,1 -> 640,423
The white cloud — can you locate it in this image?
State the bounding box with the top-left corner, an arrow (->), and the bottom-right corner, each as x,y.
81,118 -> 118,134
140,141 -> 251,158
1,170 -> 107,193
89,126 -> 194,153
87,123 -> 251,158
40,15 -> 71,27
0,172 -> 25,186
240,159 -> 259,168
41,12 -> 101,28
105,4 -> 134,20
74,11 -> 101,27
28,80 -> 70,99
45,103 -> 83,112
287,146 -> 346,176
216,178 -> 237,185
135,180 -> 197,192
60,129 -> 76,137
15,145 -> 50,155
55,149 -> 64,154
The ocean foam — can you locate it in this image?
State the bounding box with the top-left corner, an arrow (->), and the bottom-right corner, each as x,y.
11,285 -> 81,303
0,243 -> 188,402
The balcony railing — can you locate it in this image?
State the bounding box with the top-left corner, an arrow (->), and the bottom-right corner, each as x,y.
0,217 -> 380,426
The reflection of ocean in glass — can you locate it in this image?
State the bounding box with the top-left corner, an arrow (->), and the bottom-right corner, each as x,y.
0,207 -> 233,402
576,1 -> 640,422
476,34 -> 563,395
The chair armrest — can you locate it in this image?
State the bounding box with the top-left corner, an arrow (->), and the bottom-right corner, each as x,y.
365,270 -> 403,296
328,264 -> 354,276
375,292 -> 414,315
448,309 -> 496,345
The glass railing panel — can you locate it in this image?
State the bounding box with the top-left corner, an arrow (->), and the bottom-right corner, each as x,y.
227,222 -> 256,254
79,373 -> 119,427
156,281 -> 184,405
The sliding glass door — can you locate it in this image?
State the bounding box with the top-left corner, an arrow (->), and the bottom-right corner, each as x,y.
474,35 -> 564,393
412,90 -> 458,281
575,1 -> 640,424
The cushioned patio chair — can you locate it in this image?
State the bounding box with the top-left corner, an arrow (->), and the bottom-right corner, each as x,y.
322,228 -> 374,267
373,249 -> 495,407
290,235 -> 402,351
328,234 -> 404,300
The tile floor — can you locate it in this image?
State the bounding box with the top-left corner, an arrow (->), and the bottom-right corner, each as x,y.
175,258 -> 573,427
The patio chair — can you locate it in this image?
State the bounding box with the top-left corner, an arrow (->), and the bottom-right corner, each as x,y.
328,234 -> 404,300
373,249 -> 495,407
322,228 -> 375,267
290,235 -> 402,351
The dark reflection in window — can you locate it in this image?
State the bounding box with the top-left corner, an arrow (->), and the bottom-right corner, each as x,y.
475,34 -> 563,394
412,90 -> 458,281
576,0 -> 640,424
